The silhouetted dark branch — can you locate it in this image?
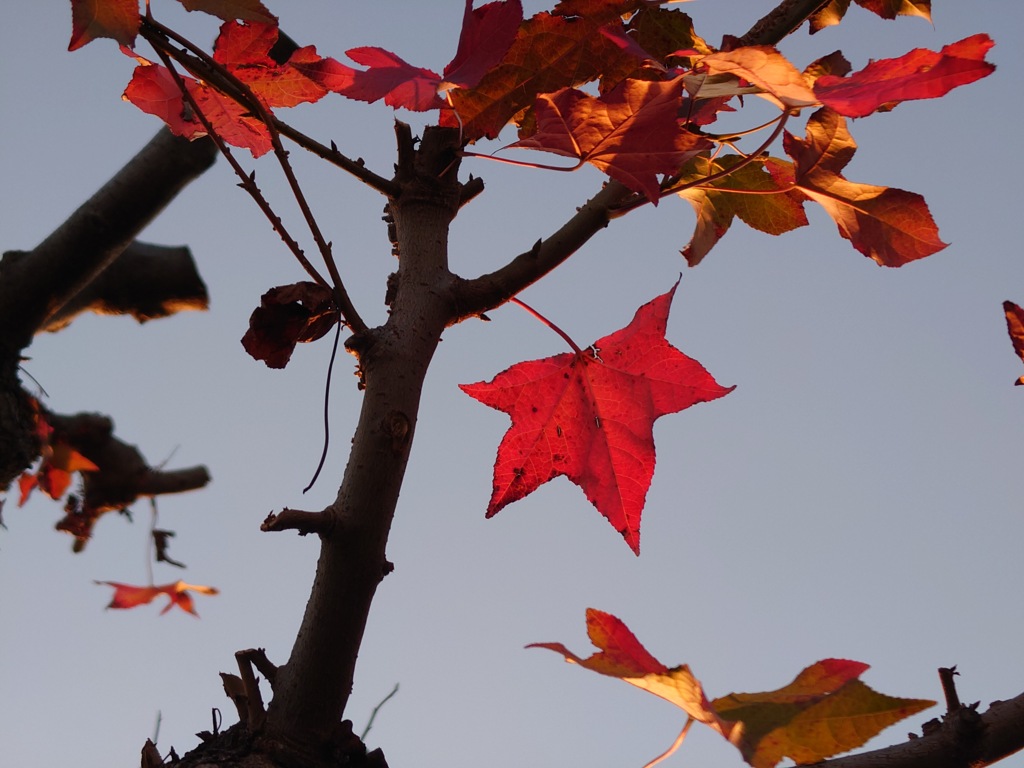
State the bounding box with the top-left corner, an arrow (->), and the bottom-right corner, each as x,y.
31,241 -> 209,332
0,129 -> 216,354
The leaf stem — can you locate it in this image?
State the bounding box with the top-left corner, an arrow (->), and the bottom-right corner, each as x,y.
641,719 -> 693,768
611,110 -> 792,217
461,150 -> 585,173
509,297 -> 583,355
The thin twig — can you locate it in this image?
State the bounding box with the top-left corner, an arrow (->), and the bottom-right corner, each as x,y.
939,667 -> 961,713
142,18 -> 368,333
360,683 -> 400,741
147,41 -> 330,290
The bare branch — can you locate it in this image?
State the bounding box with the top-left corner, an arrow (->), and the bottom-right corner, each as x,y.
735,0 -> 832,47
31,241 -> 208,332
0,129 -> 216,354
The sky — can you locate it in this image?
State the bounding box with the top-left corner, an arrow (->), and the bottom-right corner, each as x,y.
2,2 -> 1023,767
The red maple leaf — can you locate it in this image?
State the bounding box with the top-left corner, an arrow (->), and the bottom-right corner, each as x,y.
95,580 -> 219,616
460,282 -> 733,554
509,77 -> 711,202
815,34 -> 995,118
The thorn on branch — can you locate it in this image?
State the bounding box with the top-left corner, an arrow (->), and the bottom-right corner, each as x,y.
261,508 -> 333,537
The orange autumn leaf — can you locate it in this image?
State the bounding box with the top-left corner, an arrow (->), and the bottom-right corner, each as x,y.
69,0 -> 140,51
534,610 -> 934,768
712,659 -> 935,768
1002,300 -> 1024,386
96,580 -> 220,616
509,77 -> 711,202
783,107 -> 945,267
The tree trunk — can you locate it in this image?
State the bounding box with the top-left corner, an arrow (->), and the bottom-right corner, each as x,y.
264,125 -> 464,753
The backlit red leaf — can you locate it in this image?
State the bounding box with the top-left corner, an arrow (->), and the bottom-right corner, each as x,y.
69,0 -> 140,51
1003,301 -> 1024,386
213,21 -> 329,108
815,35 -> 995,118
442,0 -> 523,90
241,282 -> 339,369
335,47 -> 445,111
460,282 -> 733,553
122,61 -> 206,139
96,580 -> 219,616
175,0 -> 276,24
783,107 -> 945,266
510,77 -> 710,202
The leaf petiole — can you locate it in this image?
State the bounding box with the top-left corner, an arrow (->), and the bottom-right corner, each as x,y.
508,297 -> 584,355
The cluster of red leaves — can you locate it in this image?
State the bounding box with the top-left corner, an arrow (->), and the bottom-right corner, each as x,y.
533,609 -> 935,768
75,0 -> 994,266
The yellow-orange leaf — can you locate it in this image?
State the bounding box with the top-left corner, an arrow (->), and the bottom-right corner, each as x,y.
698,46 -> 817,108
533,612 -> 934,768
713,660 -> 935,768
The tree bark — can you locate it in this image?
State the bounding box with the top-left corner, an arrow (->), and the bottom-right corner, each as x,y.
264,124 -> 464,750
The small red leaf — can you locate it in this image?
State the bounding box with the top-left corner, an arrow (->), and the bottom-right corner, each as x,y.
123,61 -> 206,139
241,282 -> 339,368
69,0 -> 140,51
460,282 -> 733,553
815,34 -> 995,117
442,0 -> 523,90
96,580 -> 219,616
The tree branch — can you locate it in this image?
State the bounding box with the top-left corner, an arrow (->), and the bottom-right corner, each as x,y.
23,241 -> 209,332
0,129 -> 216,355
735,0 -> 831,47
451,180 -> 633,317
811,690 -> 1024,768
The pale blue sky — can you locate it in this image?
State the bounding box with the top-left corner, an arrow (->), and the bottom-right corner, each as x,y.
2,2 -> 1023,767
